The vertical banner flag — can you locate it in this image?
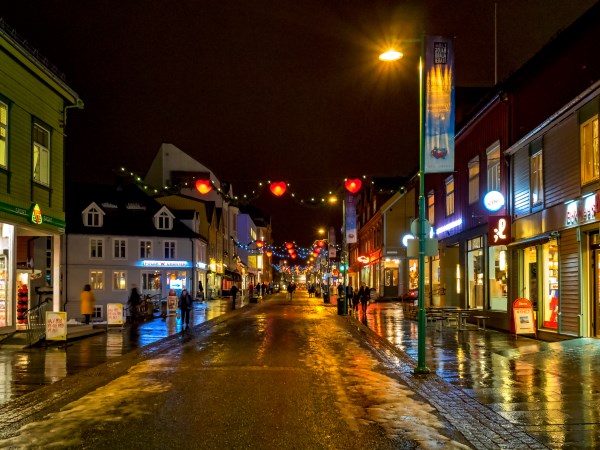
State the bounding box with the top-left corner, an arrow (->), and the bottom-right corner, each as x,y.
345,193 -> 357,244
424,36 -> 455,173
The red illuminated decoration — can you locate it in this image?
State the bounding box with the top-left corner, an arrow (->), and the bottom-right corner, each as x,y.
270,181 -> 287,197
266,251 -> 273,257
285,242 -> 294,249
344,178 -> 362,194
287,248 -> 296,255
313,247 -> 322,254
316,240 -> 326,247
291,254 -> 297,259
357,255 -> 369,263
255,240 -> 264,248
195,179 -> 213,194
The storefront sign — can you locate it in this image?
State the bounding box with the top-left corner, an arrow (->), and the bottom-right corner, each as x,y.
583,193 -> 598,222
0,201 -> 65,229
483,191 -> 505,212
29,203 -> 43,225
512,298 -> 536,335
488,216 -> 511,245
435,217 -> 463,235
357,255 -> 370,264
139,260 -> 191,268
565,200 -> 579,226
107,303 -> 124,325
46,311 -> 67,340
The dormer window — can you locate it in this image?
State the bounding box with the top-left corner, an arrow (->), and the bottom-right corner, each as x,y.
154,207 -> 174,230
82,203 -> 104,227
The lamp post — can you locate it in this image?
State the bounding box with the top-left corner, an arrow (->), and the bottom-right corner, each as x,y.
380,38 -> 429,374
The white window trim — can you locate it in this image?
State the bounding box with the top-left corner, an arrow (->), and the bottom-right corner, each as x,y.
83,203 -> 105,227
113,238 -> 127,259
89,237 -> 104,259
164,240 -> 176,259
140,240 -> 152,259
90,269 -> 104,291
112,270 -> 128,291
154,206 -> 175,231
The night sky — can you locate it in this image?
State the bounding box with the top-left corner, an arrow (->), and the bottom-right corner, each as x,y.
0,0 -> 596,247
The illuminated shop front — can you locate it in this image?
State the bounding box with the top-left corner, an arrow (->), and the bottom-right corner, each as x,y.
137,260 -> 191,297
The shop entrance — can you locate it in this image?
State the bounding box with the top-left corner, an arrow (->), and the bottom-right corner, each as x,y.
590,234 -> 600,337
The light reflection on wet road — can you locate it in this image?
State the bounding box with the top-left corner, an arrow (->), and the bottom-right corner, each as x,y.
0,298 -> 237,406
354,299 -> 600,448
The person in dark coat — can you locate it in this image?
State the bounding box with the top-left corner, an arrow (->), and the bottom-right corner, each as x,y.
178,289 -> 193,329
230,284 -> 238,310
358,283 -> 370,315
128,285 -> 141,322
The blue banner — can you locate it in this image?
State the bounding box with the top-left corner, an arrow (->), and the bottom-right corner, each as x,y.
424,36 -> 455,173
345,193 -> 357,244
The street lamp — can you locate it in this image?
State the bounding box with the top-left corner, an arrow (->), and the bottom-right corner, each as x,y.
380,38 -> 429,374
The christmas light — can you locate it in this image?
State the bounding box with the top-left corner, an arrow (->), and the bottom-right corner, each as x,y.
270,181 -> 287,197
195,179 -> 213,194
344,178 -> 362,194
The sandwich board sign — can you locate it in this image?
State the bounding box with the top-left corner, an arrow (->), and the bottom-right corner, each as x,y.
512,298 -> 536,337
107,303 -> 124,326
46,311 -> 67,341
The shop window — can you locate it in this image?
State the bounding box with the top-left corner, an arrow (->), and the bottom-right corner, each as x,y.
33,123 -> 50,186
90,238 -> 104,259
90,270 -> 104,290
0,101 -> 7,168
487,143 -> 500,192
142,271 -> 162,291
427,191 -> 435,224
167,271 -> 187,291
164,241 -> 176,259
468,157 -> 479,204
445,176 -> 454,216
542,240 -> 559,329
467,237 -> 484,309
113,271 -> 127,290
408,260 -> 418,289
489,245 -> 508,311
113,239 -> 127,259
581,115 -> 599,185
140,240 -> 152,259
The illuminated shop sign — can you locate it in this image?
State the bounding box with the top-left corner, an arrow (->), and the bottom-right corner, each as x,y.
435,218 -> 463,235
196,262 -> 208,270
483,191 -> 505,212
583,193 -> 597,222
29,203 -> 43,225
138,260 -> 191,268
488,216 -> 511,245
565,200 -> 579,226
357,255 -> 370,264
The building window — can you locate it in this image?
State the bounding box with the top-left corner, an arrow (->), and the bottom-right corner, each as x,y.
90,270 -> 104,290
581,115 -> 599,184
113,271 -> 127,290
113,239 -> 127,259
468,157 -> 479,204
93,306 -> 102,319
487,143 -> 500,192
0,101 -> 7,168
427,191 -> 435,225
445,176 -> 455,216
489,245 -> 508,311
142,271 -> 162,291
467,237 -> 484,309
85,207 -> 102,227
90,238 -> 104,259
156,211 -> 172,230
164,241 -> 176,259
33,124 -> 50,186
140,240 -> 152,259
531,151 -> 544,207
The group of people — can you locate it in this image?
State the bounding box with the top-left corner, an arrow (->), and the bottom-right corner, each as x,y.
335,282 -> 370,314
248,281 -> 272,297
286,281 -> 297,300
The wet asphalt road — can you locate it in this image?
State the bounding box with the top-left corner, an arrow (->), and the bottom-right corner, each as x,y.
1,291 -> 600,447
0,292 -> 471,449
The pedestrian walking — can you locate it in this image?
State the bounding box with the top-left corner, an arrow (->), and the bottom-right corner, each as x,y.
128,285 -> 142,322
230,284 -> 238,310
178,288 -> 193,329
287,281 -> 296,301
80,284 -> 95,325
248,282 -> 254,300
358,283 -> 370,315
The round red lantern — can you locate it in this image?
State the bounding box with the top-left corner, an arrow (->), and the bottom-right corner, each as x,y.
195,179 -> 213,194
266,251 -> 273,257
344,178 -> 362,194
255,240 -> 264,248
270,181 -> 287,197
317,240 -> 326,247
285,242 -> 294,249
291,254 -> 297,259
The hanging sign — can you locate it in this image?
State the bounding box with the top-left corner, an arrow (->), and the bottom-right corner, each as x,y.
46,311 -> 67,341
483,191 -> 505,212
345,192 -> 357,244
424,36 -> 455,173
512,298 -> 536,335
107,303 -> 124,325
488,216 -> 511,245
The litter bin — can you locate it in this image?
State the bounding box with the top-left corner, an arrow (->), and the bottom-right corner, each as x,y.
337,296 -> 345,315
160,300 -> 167,317
323,292 -> 330,303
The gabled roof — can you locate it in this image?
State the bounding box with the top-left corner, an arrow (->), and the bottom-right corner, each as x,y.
66,182 -> 199,238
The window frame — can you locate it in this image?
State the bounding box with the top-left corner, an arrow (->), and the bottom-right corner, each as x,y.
531,150 -> 544,208
427,191 -> 435,225
89,238 -> 104,259
164,240 -> 176,259
90,269 -> 104,290
140,240 -> 152,259
113,238 -> 127,259
0,100 -> 8,169
32,123 -> 51,186
486,143 -> 501,192
112,270 -> 127,290
156,210 -> 172,230
468,157 -> 480,205
581,115 -> 599,185
445,176 -> 455,217
85,207 -> 102,227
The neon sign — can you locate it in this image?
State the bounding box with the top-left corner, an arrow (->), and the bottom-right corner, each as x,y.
139,260 -> 191,268
483,191 -> 505,212
435,218 -> 463,235
30,203 -> 43,225
357,255 -> 370,264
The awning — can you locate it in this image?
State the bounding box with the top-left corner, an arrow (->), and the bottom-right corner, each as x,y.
223,270 -> 242,282
507,232 -> 555,249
